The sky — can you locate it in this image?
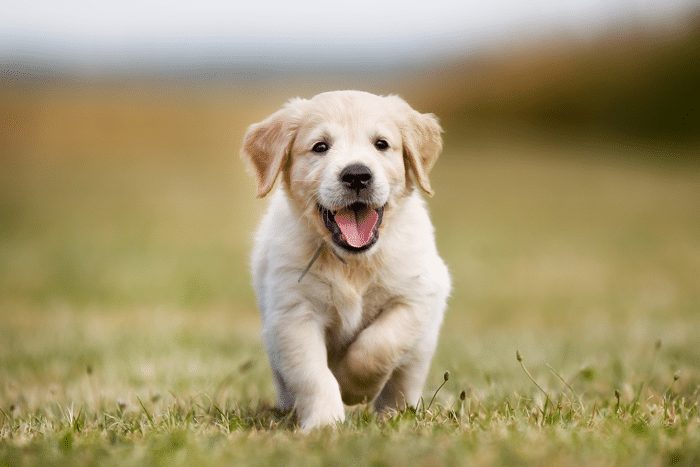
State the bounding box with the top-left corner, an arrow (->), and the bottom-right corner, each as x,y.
1,0 -> 698,71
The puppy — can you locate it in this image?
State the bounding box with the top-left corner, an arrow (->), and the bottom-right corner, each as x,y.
241,90 -> 450,430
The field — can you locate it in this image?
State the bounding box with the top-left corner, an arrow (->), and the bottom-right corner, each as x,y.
1,81 -> 700,466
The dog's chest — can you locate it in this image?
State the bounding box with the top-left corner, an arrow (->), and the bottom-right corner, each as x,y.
325,281 -> 387,350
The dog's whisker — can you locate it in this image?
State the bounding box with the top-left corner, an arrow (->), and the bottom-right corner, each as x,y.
303,195 -> 317,210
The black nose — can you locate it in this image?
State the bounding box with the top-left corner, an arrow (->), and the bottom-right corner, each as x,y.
340,164 -> 373,193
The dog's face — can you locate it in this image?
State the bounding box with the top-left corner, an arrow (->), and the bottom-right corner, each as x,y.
242,91 -> 442,256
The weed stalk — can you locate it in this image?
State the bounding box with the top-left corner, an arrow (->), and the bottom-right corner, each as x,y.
631,339 -> 662,415
547,363 -> 586,414
426,371 -> 450,411
517,350 -> 550,415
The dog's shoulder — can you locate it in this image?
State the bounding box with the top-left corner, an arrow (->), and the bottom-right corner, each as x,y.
250,189 -> 306,280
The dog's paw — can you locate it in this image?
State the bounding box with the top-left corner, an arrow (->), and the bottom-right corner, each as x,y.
298,406 -> 345,431
297,374 -> 346,431
333,341 -> 392,406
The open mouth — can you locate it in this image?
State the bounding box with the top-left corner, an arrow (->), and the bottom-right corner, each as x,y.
318,202 -> 385,252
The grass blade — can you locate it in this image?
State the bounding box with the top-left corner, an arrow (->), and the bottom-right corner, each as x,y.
137,396 -> 154,425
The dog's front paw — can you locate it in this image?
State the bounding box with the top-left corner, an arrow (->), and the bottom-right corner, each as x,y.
333,339 -> 393,405
296,373 -> 346,431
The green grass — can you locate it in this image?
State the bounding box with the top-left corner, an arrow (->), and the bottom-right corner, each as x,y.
1,86 -> 700,466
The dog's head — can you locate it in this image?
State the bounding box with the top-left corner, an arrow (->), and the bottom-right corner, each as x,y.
242,90 -> 442,255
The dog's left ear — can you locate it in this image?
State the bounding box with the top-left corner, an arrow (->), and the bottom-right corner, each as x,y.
392,97 -> 443,197
241,100 -> 302,198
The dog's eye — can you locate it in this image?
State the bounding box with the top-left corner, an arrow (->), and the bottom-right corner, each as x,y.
374,139 -> 389,151
311,142 -> 329,154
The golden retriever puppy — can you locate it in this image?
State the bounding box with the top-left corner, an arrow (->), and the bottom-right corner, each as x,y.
241,90 -> 450,430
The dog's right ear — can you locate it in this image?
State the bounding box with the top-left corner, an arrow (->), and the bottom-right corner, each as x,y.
241,101 -> 301,198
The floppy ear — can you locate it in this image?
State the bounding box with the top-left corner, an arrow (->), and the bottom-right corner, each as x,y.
241,101 -> 301,198
394,98 -> 443,197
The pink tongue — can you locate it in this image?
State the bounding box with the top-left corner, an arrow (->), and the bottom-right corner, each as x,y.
334,206 -> 379,248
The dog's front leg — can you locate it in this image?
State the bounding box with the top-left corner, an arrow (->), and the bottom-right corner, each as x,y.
333,302 -> 421,406
265,305 -> 345,430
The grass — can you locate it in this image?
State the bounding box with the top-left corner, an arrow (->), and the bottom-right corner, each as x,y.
1,82 -> 700,466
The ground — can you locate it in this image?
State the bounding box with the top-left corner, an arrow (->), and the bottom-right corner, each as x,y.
1,86 -> 699,466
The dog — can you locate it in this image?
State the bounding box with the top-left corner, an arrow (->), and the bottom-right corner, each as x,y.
241,90 -> 450,430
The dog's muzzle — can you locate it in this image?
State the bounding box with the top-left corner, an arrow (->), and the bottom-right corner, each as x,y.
317,164 -> 386,252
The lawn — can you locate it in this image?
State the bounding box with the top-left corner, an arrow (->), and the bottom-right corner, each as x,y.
1,83 -> 699,466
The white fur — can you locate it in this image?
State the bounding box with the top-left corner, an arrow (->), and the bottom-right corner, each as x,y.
241,91 -> 451,430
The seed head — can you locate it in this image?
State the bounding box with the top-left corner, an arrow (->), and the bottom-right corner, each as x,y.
443,371 -> 450,382
516,350 -> 523,362
459,390 -> 466,401
673,370 -> 681,381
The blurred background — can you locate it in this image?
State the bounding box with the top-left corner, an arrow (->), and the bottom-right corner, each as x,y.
1,0 -> 699,404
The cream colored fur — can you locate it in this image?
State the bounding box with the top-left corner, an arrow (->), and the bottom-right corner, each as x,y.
241,90 -> 451,430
